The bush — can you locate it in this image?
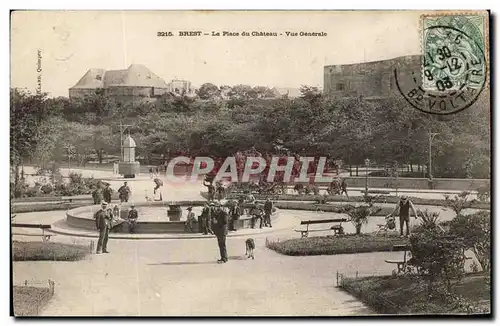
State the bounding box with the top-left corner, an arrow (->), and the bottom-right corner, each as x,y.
267,234 -> 408,256
340,274 -> 490,314
13,285 -> 53,316
12,241 -> 90,261
40,183 -> 54,194
449,211 -> 490,273
409,229 -> 466,293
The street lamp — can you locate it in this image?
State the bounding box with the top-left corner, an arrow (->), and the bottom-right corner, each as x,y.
364,158 -> 370,196
428,132 -> 439,179
63,145 -> 75,173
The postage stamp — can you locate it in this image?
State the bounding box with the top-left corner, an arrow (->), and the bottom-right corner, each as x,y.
394,12 -> 489,115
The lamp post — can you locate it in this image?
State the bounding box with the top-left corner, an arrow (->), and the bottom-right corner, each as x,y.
364,158 -> 370,196
64,145 -> 74,173
428,132 -> 439,179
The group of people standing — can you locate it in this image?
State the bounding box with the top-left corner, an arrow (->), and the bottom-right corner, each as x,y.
93,201 -> 140,254
92,181 -> 132,204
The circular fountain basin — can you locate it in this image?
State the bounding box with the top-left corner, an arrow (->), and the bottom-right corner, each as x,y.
66,200 -> 279,234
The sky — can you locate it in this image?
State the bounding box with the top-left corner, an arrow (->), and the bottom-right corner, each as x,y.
11,10 -> 422,97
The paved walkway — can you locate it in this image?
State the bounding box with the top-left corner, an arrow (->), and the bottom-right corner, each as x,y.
13,230 -> 383,316
12,168 -> 485,316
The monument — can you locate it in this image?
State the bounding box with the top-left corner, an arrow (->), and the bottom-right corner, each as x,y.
118,135 -> 140,178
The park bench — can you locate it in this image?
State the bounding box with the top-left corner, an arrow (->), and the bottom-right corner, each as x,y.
385,244 -> 411,275
294,218 -> 348,238
11,223 -> 55,242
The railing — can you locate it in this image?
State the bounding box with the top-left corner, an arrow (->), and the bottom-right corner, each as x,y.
13,279 -> 55,316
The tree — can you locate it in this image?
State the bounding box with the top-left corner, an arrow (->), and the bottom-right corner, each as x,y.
409,229 -> 466,293
449,211 -> 490,273
228,84 -> 253,101
196,83 -> 220,100
444,191 -> 476,216
10,89 -> 55,193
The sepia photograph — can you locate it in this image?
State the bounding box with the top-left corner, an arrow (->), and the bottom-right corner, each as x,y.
9,10 -> 491,317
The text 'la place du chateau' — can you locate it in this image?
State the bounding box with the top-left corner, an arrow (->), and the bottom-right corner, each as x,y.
157,31 -> 328,37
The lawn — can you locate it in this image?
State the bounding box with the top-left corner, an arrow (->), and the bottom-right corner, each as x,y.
340,273 -> 491,315
266,234 -> 409,256
13,285 -> 54,316
12,241 -> 90,261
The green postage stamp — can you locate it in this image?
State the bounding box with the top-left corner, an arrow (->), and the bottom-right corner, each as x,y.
420,13 -> 488,111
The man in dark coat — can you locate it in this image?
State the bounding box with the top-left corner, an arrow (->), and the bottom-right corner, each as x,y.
94,202 -> 112,254
212,202 -> 228,263
118,182 -> 131,203
92,183 -> 103,205
127,204 -> 139,234
264,198 -> 273,228
102,184 -> 113,204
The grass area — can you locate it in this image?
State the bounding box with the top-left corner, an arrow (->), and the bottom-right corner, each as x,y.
13,285 -> 53,316
12,241 -> 90,261
340,273 -> 491,315
266,234 -> 408,256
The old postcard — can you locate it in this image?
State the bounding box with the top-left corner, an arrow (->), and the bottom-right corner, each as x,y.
10,10 -> 491,317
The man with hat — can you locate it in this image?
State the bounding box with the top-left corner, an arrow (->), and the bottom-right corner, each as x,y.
212,201 -> 229,263
94,201 -> 112,254
388,195 -> 418,237
184,206 -> 196,233
127,204 -> 139,234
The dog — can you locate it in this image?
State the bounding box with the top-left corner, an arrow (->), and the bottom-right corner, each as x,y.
245,238 -> 255,259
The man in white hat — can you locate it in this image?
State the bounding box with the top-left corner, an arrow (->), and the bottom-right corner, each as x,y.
95,201 -> 112,254
388,195 -> 418,237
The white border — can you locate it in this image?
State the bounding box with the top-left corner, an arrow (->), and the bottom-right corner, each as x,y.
2,1 -> 497,326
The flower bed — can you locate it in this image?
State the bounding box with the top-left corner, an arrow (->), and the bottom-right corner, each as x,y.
12,241 -> 91,261
266,234 -> 409,256
339,273 -> 490,315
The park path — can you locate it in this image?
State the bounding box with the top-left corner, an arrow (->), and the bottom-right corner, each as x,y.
13,231 -> 388,316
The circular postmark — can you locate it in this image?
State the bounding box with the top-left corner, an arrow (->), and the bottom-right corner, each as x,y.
395,23 -> 487,115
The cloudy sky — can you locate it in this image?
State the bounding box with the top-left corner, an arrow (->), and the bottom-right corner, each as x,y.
11,10 -> 422,97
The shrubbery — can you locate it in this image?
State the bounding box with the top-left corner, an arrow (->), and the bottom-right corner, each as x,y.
266,234 -> 408,256
12,241 -> 90,261
12,172 -> 105,198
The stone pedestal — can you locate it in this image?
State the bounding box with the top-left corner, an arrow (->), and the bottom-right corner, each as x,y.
167,204 -> 182,221
119,162 -> 140,178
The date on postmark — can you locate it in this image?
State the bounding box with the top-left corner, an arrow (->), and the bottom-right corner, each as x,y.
395,12 -> 488,115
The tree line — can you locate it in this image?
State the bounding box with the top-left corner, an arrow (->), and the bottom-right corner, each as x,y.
10,84 -> 490,185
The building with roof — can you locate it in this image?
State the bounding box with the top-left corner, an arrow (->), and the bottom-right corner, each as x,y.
69,64 -> 169,104
167,79 -> 193,95
323,55 -> 421,99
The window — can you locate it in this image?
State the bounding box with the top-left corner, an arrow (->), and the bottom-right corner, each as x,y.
96,74 -> 102,81
336,83 -> 345,91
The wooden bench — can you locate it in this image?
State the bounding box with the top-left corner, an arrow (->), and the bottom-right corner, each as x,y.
12,223 -> 54,242
385,244 -> 411,275
294,218 -> 348,238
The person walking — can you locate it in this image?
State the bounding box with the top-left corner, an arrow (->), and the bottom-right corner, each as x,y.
92,184 -> 103,205
94,202 -> 112,254
184,207 -> 196,233
203,180 -> 215,201
127,204 -> 139,234
118,182 -> 131,203
212,202 -> 228,263
228,200 -> 240,231
340,178 -> 349,198
388,195 -> 418,237
264,198 -> 273,228
102,183 -> 113,204
200,202 -> 211,234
